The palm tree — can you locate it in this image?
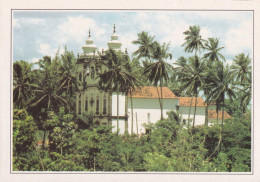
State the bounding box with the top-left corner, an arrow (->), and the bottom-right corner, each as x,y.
28,56 -> 67,148
180,56 -> 205,128
132,31 -> 155,61
182,25 -> 206,56
231,53 -> 251,83
203,38 -> 225,63
98,49 -> 139,133
59,47 -> 77,113
143,41 -> 173,120
182,25 -> 206,126
206,61 -> 236,127
124,57 -> 142,135
238,74 -> 251,113
13,60 -> 36,109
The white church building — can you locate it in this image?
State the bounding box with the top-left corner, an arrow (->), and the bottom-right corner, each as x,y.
75,25 -> 230,134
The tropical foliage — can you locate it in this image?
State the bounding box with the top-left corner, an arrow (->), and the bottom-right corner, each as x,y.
13,25 -> 252,172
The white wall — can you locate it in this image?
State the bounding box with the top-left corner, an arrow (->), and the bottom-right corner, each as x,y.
112,119 -> 125,134
127,98 -> 179,134
179,106 -> 206,126
111,92 -> 126,134
112,92 -> 126,116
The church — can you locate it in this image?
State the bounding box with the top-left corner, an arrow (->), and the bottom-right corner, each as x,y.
75,25 -> 230,134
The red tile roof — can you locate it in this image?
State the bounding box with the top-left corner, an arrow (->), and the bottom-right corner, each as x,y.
208,110 -> 231,120
130,86 -> 176,99
179,97 -> 206,107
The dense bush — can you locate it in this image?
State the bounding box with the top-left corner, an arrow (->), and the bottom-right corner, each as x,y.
13,109 -> 251,172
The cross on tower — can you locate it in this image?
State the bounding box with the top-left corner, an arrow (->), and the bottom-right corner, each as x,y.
113,24 -> 116,33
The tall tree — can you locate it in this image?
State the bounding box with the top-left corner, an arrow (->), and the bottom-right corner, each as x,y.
59,47 -> 77,113
132,31 -> 155,61
124,57 -> 142,135
182,25 -> 206,56
206,61 -> 236,127
202,37 -> 226,126
98,49 -> 139,133
13,61 -> 36,109
203,38 -> 225,63
231,53 -> 251,83
28,56 -> 67,148
182,25 -> 206,127
180,56 -> 205,128
143,41 -> 173,120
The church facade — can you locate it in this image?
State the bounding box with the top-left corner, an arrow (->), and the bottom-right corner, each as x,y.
75,25 -> 230,134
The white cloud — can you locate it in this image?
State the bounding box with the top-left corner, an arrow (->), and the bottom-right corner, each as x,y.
120,33 -> 138,56
200,26 -> 212,40
29,57 -> 40,64
39,43 -> 53,56
224,20 -> 253,55
38,43 -> 65,57
28,18 -> 45,24
57,16 -> 104,44
13,19 -> 20,28
191,11 -> 251,22
161,21 -> 189,47
136,12 -> 149,21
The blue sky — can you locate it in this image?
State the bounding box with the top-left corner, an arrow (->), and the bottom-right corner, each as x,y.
13,10 -> 253,66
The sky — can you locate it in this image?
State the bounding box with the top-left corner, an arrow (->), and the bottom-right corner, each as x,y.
12,10 -> 253,66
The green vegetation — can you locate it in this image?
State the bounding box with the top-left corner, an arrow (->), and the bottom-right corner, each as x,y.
13,25 -> 251,172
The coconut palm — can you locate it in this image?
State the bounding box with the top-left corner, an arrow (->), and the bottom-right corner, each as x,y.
203,37 -> 225,63
239,75 -> 251,113
59,47 -> 77,112
124,57 -> 142,135
206,61 -> 236,127
98,49 -> 139,133
143,41 -> 173,120
132,31 -> 155,61
180,56 -> 205,128
231,53 -> 251,83
182,25 -> 206,56
13,60 -> 37,109
28,56 -> 67,148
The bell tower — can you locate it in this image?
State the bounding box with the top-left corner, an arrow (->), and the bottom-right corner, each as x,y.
75,25 -> 128,134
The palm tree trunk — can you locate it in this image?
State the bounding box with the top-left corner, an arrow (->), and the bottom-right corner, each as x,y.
130,90 -> 134,135
156,87 -> 163,120
193,95 -> 198,129
188,96 -> 194,126
217,109 -> 219,125
117,86 -> 119,133
42,129 -> 46,149
205,104 -> 209,127
160,78 -> 163,120
136,112 -> 138,135
221,99 -> 225,128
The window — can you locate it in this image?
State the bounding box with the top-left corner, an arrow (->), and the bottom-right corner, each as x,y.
96,96 -> 99,114
79,72 -> 82,82
86,67 -> 90,76
85,97 -> 88,112
103,96 -> 107,115
91,66 -> 95,79
176,105 -> 180,111
78,94 -> 81,115
147,113 -> 151,122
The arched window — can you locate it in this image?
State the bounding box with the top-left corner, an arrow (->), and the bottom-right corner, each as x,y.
103,96 -> 107,115
85,97 -> 88,112
78,94 -> 81,115
96,96 -> 99,114
79,72 -> 82,82
91,66 -> 95,79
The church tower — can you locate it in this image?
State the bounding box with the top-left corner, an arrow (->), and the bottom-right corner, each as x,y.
75,25 -> 128,134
